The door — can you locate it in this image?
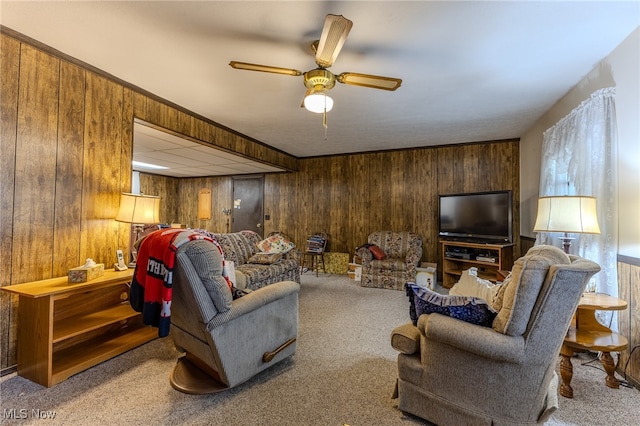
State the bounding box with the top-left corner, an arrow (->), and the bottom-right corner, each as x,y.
231,176 -> 264,237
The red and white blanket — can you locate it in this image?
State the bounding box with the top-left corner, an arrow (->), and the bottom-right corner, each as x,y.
130,228 -> 229,337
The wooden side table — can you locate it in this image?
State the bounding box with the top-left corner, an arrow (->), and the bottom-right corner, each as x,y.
559,293 -> 628,398
2,269 -> 156,387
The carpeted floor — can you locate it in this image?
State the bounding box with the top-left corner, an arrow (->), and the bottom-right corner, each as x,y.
1,274 -> 638,425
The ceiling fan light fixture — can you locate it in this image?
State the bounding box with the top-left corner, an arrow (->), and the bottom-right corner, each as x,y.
304,92 -> 333,113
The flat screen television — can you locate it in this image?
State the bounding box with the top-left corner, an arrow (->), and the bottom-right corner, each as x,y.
439,191 -> 513,243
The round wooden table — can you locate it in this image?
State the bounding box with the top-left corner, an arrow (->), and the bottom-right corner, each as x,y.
559,293 -> 628,398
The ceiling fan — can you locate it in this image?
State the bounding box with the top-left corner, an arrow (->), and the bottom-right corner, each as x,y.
229,14 -> 402,118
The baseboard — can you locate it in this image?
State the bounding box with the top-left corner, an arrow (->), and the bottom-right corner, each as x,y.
0,365 -> 17,377
618,366 -> 640,390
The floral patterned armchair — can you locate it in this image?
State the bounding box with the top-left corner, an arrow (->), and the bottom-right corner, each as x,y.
356,231 -> 423,290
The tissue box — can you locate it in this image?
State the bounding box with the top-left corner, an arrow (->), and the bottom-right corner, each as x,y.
68,263 -> 105,283
348,263 -> 362,281
416,262 -> 437,290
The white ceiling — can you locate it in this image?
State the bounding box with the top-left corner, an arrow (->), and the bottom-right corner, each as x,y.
2,1 -> 639,175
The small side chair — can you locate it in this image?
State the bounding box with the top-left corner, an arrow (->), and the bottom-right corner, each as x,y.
300,232 -> 328,276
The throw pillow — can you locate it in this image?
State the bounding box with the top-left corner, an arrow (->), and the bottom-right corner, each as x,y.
492,272 -> 511,312
406,283 -> 496,327
369,245 -> 387,260
449,267 -> 503,311
256,234 -> 296,254
247,252 -> 283,265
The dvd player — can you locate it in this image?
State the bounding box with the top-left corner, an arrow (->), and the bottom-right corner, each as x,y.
445,251 -> 474,260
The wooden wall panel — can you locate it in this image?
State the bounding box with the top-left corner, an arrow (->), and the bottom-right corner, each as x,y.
12,44 -> 60,283
630,264 -> 640,385
174,178 -> 200,228
264,172 -> 298,242
617,261 -> 640,387
461,144 -> 482,190
210,177 -> 234,233
80,74 -> 123,266
119,88 -> 135,249
0,34 -> 19,285
329,157 -> 348,252
297,161 -> 314,236
138,173 -> 180,225
436,146 -> 456,195
618,262 -> 630,375
368,153 -> 391,232
346,154 -> 370,253
310,158 -> 332,238
410,149 -> 439,262
52,61 -> 85,276
0,34 -> 21,368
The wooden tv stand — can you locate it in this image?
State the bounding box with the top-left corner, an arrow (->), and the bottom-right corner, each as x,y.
441,241 -> 514,288
2,269 -> 156,387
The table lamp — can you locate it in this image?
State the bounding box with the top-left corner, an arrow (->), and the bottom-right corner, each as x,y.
115,193 -> 161,265
533,195 -> 600,254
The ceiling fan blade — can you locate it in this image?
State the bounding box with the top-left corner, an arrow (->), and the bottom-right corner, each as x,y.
337,72 -> 402,91
229,61 -> 303,76
315,14 -> 353,68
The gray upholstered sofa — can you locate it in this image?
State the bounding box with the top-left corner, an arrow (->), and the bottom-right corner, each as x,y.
391,245 -> 601,425
213,231 -> 301,290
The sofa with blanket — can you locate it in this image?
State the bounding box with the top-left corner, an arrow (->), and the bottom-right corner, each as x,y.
213,231 -> 301,290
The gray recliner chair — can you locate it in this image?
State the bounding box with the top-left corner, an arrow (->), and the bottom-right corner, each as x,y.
170,239 -> 300,394
391,245 -> 600,425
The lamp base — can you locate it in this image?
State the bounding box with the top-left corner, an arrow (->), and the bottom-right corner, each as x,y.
558,233 -> 574,254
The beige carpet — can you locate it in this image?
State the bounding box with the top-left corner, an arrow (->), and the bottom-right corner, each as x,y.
1,274 -> 638,425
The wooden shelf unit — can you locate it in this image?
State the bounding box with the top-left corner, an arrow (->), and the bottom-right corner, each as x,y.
440,241 -> 514,288
2,269 -> 157,387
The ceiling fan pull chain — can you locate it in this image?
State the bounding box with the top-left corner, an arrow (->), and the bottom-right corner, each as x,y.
323,109 -> 328,140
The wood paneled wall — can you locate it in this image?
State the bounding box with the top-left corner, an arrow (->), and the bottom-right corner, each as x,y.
618,258 -> 640,387
0,31 -> 297,370
269,144 -> 522,261
144,140 -> 521,271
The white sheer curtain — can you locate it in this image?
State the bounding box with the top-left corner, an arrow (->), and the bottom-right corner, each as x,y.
536,87 -> 618,300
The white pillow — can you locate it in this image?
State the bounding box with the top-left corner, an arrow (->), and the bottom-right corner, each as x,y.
449,267 -> 502,310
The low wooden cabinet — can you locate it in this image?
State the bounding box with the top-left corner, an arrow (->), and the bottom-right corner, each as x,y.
441,241 -> 514,288
2,269 -> 156,387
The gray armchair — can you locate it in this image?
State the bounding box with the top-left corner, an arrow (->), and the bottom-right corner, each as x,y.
169,239 -> 299,394
391,245 -> 600,425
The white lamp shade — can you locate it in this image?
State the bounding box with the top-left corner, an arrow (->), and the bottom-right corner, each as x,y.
533,196 -> 600,234
304,93 -> 333,113
115,193 -> 161,224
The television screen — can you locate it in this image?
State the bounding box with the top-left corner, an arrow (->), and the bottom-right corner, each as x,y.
439,191 -> 513,243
